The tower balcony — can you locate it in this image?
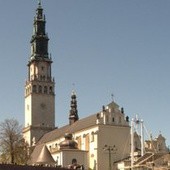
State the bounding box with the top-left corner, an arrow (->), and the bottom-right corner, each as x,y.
25,75 -> 55,83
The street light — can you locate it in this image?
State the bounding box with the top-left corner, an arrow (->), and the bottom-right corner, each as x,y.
103,144 -> 117,170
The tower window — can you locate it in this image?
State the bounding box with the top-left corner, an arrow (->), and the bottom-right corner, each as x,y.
112,117 -> 115,122
33,85 -> 37,93
39,85 -> 42,93
44,86 -> 47,93
40,75 -> 45,81
49,86 -> 53,93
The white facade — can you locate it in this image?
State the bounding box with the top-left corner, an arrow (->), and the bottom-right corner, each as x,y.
54,150 -> 88,168
31,102 -> 130,170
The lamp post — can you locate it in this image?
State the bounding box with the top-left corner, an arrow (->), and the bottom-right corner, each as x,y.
103,144 -> 117,170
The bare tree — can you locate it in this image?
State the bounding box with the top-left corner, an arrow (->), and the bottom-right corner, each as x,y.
0,118 -> 29,164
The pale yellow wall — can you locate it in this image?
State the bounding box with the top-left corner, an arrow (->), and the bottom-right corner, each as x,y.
46,126 -> 99,169
51,150 -> 88,168
73,126 -> 99,169
37,101 -> 130,169
43,123 -> 130,170
31,94 -> 55,127
22,129 -> 31,146
25,84 -> 55,126
29,61 -> 51,81
46,137 -> 64,152
25,83 -> 54,127
97,125 -> 130,170
25,94 -> 32,127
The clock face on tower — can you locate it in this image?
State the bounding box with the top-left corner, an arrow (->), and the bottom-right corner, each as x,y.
40,103 -> 46,110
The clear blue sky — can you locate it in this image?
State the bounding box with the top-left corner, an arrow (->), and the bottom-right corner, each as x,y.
0,0 -> 170,145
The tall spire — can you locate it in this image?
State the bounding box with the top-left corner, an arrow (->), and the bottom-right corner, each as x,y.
69,90 -> 79,125
23,1 -> 55,146
30,0 -> 49,61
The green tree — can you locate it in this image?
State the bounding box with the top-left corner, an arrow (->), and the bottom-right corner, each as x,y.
0,118 -> 29,164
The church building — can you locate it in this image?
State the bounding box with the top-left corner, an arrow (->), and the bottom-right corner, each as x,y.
23,2 -> 138,170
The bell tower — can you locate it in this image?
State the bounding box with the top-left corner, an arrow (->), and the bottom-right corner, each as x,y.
23,1 -> 55,146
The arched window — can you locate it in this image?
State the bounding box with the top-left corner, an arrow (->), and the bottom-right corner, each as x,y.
49,86 -> 53,93
40,75 -> 43,81
91,132 -> 95,142
85,134 -> 90,151
112,117 -> 115,122
43,76 -> 45,81
39,85 -> 42,93
33,85 -> 37,93
44,86 -> 47,93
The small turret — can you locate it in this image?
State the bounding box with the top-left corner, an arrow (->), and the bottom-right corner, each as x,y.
69,90 -> 79,125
